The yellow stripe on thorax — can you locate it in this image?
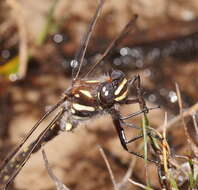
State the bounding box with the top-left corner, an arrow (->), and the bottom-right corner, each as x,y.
114,78 -> 127,96
85,80 -> 99,83
79,90 -> 93,98
73,103 -> 95,112
114,89 -> 128,101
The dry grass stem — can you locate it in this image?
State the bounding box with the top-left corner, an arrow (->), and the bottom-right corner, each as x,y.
192,114 -> 198,138
42,149 -> 71,190
175,83 -> 183,115
128,178 -> 154,189
191,114 -> 198,157
142,115 -> 149,186
162,112 -> 168,174
98,146 -> 119,190
159,102 -> 198,132
175,83 -> 194,149
117,158 -> 137,189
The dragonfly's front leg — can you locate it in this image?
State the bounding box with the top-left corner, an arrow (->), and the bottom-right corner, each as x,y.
128,75 -> 148,112
110,108 -> 158,164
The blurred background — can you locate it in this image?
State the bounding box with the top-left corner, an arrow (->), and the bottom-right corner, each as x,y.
0,0 -> 198,189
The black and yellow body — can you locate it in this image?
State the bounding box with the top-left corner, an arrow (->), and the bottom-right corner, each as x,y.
61,70 -> 129,131
69,70 -> 128,116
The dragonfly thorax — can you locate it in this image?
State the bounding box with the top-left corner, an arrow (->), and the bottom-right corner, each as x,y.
62,70 -> 129,131
66,70 -> 128,118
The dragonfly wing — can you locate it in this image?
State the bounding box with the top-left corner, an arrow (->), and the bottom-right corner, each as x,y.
72,0 -> 104,82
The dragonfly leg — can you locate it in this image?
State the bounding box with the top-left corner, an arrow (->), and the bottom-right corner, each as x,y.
128,75 -> 148,112
110,108 -> 159,164
120,120 -> 141,129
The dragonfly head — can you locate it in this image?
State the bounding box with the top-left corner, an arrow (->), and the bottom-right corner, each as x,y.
98,70 -> 128,107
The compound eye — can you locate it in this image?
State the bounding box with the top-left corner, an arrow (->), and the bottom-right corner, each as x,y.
99,83 -> 114,104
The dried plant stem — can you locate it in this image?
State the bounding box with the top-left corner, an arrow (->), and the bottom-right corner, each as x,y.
117,158 -> 137,189
142,114 -> 150,186
98,146 -> 119,190
42,148 -> 71,190
162,112 -> 168,174
175,83 -> 192,147
128,178 -> 154,190
192,114 -> 198,138
159,102 -> 198,132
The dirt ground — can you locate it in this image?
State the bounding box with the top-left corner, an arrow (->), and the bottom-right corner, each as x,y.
0,0 -> 198,190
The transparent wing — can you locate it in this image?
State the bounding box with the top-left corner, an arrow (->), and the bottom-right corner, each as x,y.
0,96 -> 67,175
83,15 -> 138,78
2,108 -> 65,189
72,0 -> 104,82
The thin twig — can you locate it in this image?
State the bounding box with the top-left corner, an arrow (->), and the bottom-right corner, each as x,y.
117,158 -> 137,189
128,178 -> 154,189
98,146 -> 119,190
192,114 -> 198,138
175,83 -> 191,146
175,83 -> 198,160
42,148 -> 71,190
162,112 -> 169,173
158,102 -> 198,132
142,114 -> 150,186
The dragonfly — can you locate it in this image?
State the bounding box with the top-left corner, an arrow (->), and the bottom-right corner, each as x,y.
0,0 -> 159,189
